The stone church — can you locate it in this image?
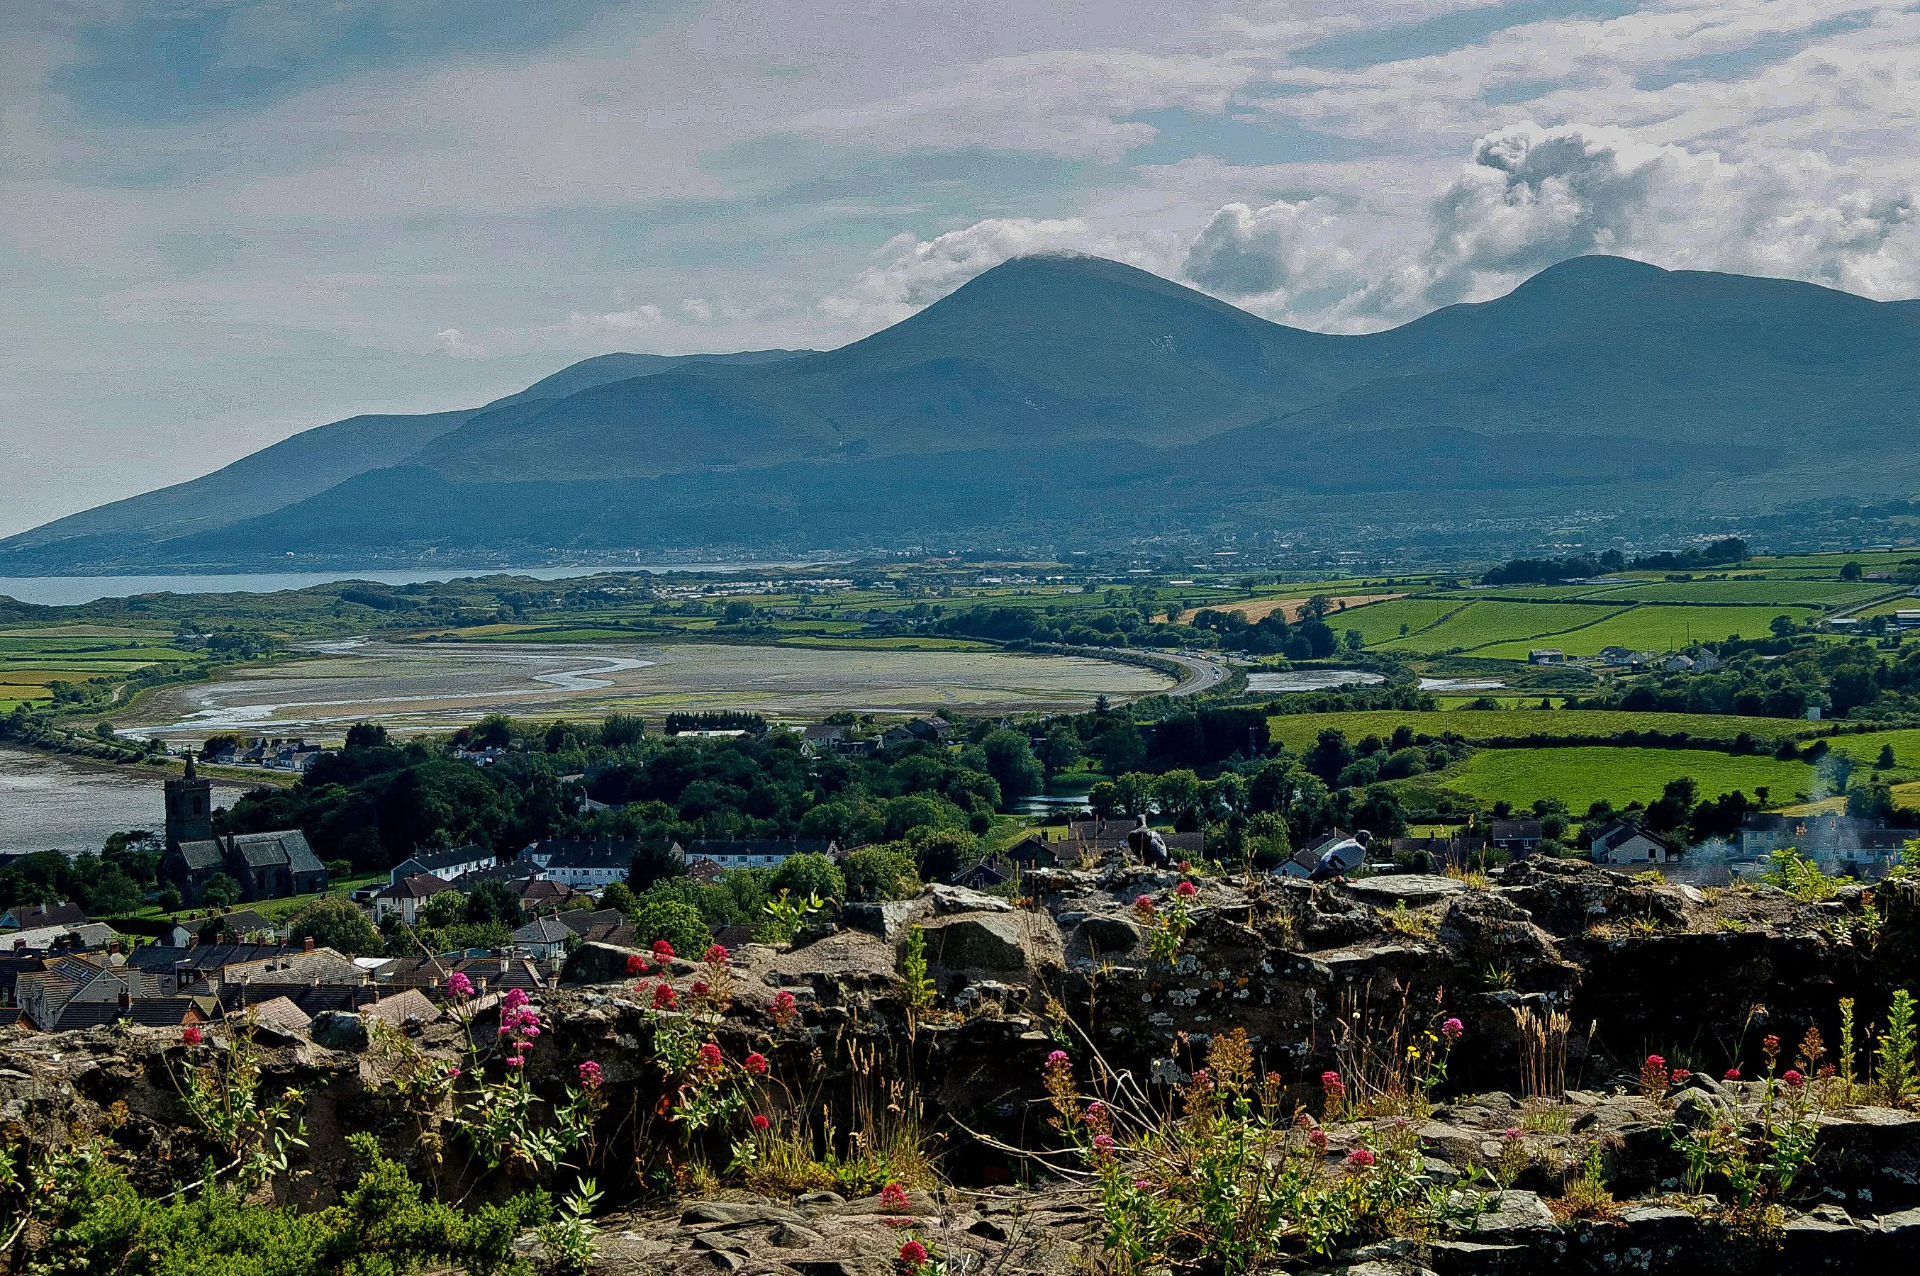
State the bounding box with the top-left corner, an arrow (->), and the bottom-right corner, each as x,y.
158,759 -> 329,904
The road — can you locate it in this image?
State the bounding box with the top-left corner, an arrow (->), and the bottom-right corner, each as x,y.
1156,650 -> 1234,696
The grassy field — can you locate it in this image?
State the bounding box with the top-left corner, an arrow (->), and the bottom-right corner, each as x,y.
1441,746 -> 1817,812
0,625 -> 202,711
1472,605 -> 1798,659
1819,728 -> 1920,775
1267,709 -> 1811,752
1595,580 -> 1889,606
1329,597 -> 1470,645
1374,601 -> 1629,652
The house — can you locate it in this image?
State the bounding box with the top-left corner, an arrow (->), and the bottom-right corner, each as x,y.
1737,813 -> 1910,865
511,915 -> 576,960
6,922 -> 114,952
126,943 -> 295,995
15,955 -> 168,1031
197,910 -> 277,943
373,874 -> 456,926
685,856 -> 726,884
799,725 -> 849,757
1003,835 -> 1060,869
363,988 -> 441,1029
682,839 -> 837,871
517,878 -> 590,912
1279,829 -> 1353,878
0,902 -> 88,931
710,923 -> 756,951
1528,649 -> 1566,665
1487,819 -> 1546,856
48,996 -> 213,1032
1389,833 -> 1488,870
390,845 -> 497,885
951,860 -> 1010,891
557,908 -> 628,938
160,763 -> 329,904
1588,820 -> 1681,865
531,839 -> 635,889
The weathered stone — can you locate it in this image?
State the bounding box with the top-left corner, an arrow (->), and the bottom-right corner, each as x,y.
929,883 -> 1016,915
1473,1190 -> 1556,1237
841,900 -> 923,940
1076,914 -> 1142,955
1347,874 -> 1467,906
561,940 -> 645,986
921,911 -> 1063,977
769,1221 -> 826,1248
307,1010 -> 368,1052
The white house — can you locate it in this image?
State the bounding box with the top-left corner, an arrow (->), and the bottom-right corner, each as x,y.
389,845 -> 497,886
517,839 -> 634,889
373,874 -> 456,926
1589,820 -> 1681,865
682,838 -> 838,870
510,915 -> 574,960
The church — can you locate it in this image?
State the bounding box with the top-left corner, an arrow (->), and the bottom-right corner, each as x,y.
157,760 -> 330,904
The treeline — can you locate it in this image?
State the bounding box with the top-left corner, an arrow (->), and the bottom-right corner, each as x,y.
1580,639 -> 1920,721
1480,538 -> 1749,584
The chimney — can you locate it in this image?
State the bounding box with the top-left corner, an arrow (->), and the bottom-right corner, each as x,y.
117,988 -> 131,1009
303,936 -> 315,953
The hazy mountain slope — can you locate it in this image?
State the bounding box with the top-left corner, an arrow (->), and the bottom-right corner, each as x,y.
8,254 -> 1919,569
0,349 -> 810,572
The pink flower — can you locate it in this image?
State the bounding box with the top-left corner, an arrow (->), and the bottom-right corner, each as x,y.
691,980 -> 711,998
899,1241 -> 928,1269
626,953 -> 649,976
770,989 -> 798,1027
1178,861 -> 1192,873
1503,1127 -> 1522,1140
1724,1067 -> 1742,1080
751,1114 -> 771,1131
705,943 -> 730,964
1441,1017 -> 1464,1041
446,1064 -> 462,1078
1084,1101 -> 1106,1123
1783,1069 -> 1805,1089
1133,1179 -> 1151,1191
1307,1129 -> 1329,1152
1133,894 -> 1155,917
1645,1054 -> 1666,1071
652,983 -> 678,1010
1175,881 -> 1198,898
578,1060 -> 603,1089
880,1182 -> 911,1210
698,1042 -> 724,1071
181,1025 -> 202,1045
1320,1070 -> 1345,1094
1346,1148 -> 1376,1168
1047,1050 -> 1070,1067
503,987 -> 530,1011
506,1051 -> 527,1068
652,939 -> 676,963
447,971 -> 474,999
1092,1133 -> 1116,1160
744,1051 -> 769,1076
1673,1069 -> 1692,1082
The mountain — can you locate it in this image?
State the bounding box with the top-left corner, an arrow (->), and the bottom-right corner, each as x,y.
5,256 -> 1917,570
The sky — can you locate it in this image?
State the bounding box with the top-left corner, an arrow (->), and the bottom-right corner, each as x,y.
2,0 -> 1918,537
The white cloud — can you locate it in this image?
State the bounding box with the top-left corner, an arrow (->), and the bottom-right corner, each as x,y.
819,217 -> 1096,324
567,304 -> 664,332
435,327 -> 486,358
681,297 -> 713,322
1181,196 -> 1347,300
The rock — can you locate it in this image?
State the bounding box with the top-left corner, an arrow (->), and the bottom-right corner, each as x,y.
1672,1089 -> 1734,1130
561,941 -> 646,986
1428,1240 -> 1534,1276
842,900 -> 923,940
1076,915 -> 1143,955
769,1222 -> 825,1248
1346,875 -> 1467,906
928,884 -> 1014,915
795,1191 -> 846,1207
703,1251 -> 744,1271
307,1010 -> 368,1052
1473,1191 -> 1556,1237
921,912 -> 1062,976
968,1217 -> 1010,1241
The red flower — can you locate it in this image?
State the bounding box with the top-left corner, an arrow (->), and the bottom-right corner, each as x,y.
181,1025 -> 203,1045
1441,1017 -> 1464,1041
653,939 -> 676,963
1672,1069 -> 1692,1082
698,1042 -> 724,1071
1346,1148 -> 1376,1168
1178,861 -> 1192,873
1724,1067 -> 1741,1080
751,1113 -> 771,1131
691,980 -> 711,997
1175,881 -> 1198,898
770,989 -> 798,1028
1307,1129 -> 1329,1152
578,1060 -> 603,1089
1320,1070 -> 1345,1094
1783,1069 -> 1805,1088
1092,1133 -> 1116,1159
1132,894 -> 1155,918
626,953 -> 649,976
652,983 -> 678,1010
880,1182 -> 911,1210
704,943 -> 730,964
744,1051 -> 769,1076
899,1241 -> 928,1270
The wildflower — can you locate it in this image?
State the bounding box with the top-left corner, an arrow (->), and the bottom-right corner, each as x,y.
1047,1049 -> 1070,1068
880,1182 -> 911,1210
1134,1179 -> 1152,1191
691,980 -> 712,998
698,1042 -> 725,1072
653,939 -> 676,963
1441,1017 -> 1464,1041
1673,1068 -> 1692,1082
578,1060 -> 603,1089
1175,881 -> 1198,898
1307,1129 -> 1329,1152
626,953 -> 649,976
899,1241 -> 928,1270
181,1025 -> 202,1045
446,1064 -> 462,1078
1092,1134 -> 1116,1160
1178,861 -> 1192,873
1346,1148 -> 1376,1168
1762,1034 -> 1781,1060
1646,1053 -> 1666,1070
503,987 -> 529,1009
1133,894 -> 1155,918
1320,1070 -> 1346,1095
1293,1111 -> 1316,1128
705,943 -> 730,964
506,1051 -> 527,1068
447,971 -> 474,999
652,983 -> 679,1011
744,1051 -> 769,1076
1782,1069 -> 1805,1089
770,989 -> 799,1028
1724,1067 -> 1741,1081
1191,1068 -> 1213,1089
1084,1100 -> 1107,1123
1503,1127 -> 1522,1140
751,1114 -> 771,1131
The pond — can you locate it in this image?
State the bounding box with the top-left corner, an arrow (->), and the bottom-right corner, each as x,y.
1245,670 -> 1385,694
0,746 -> 253,855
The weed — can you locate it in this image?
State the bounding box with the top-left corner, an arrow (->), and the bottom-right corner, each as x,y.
1519,1100 -> 1570,1135
1380,901 -> 1438,940
170,1018 -> 308,1189
1515,1006 -> 1570,1100
1325,988 -> 1465,1120
1877,989 -> 1918,1104
900,925 -> 936,1034
1761,847 -> 1837,902
1553,1142 -> 1618,1221
1632,869 -> 1666,885
540,1178 -> 603,1275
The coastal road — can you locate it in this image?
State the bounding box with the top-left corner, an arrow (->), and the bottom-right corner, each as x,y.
1158,650 -> 1233,696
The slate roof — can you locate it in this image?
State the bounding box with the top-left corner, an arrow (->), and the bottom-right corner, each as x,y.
399,845 -> 496,874
174,839 -> 226,871
377,874 -> 454,901
558,909 -> 627,936
685,839 -> 835,859
127,944 -> 292,976
512,916 -> 574,945
2,902 -> 88,930
229,830 -> 326,876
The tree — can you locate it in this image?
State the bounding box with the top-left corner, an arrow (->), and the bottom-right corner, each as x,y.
600,713 -> 645,749
345,722 -> 388,749
629,900 -> 712,957
85,867 -> 143,917
1087,780 -> 1119,818
1153,770 -> 1203,828
911,828 -> 973,884
842,844 -> 920,902
156,887 -> 182,913
1037,727 -> 1082,780
771,852 -> 845,902
1344,629 -> 1364,652
601,880 -> 637,914
980,730 -> 1044,809
94,721 -> 116,742
420,889 -> 467,929
200,873 -> 241,910
1645,778 -> 1699,836
288,896 -> 383,957
465,879 -> 525,927
1877,744 -> 1898,770
1841,561 -> 1863,581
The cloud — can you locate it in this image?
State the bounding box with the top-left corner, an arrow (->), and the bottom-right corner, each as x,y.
819,217 -> 1095,324
1182,119 -> 1920,329
434,327 -> 484,358
567,304 -> 664,332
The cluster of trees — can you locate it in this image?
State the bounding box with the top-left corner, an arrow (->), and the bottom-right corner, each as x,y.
0,834 -> 159,915
1189,607 -> 1344,658
1588,639 -> 1920,721
1630,538 -> 1750,572
1482,552 -> 1628,585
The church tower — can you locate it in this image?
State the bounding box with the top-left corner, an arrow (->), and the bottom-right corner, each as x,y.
164,758 -> 214,850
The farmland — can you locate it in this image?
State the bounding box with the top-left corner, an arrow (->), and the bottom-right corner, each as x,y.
1470,605 -> 1801,659
1374,600 -> 1629,652
1441,746 -> 1818,813
1265,708 -> 1815,753
0,627 -> 200,712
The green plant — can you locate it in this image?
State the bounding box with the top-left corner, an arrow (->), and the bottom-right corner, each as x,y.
1877,988 -> 1918,1104
1325,989 -> 1465,1120
1134,888 -> 1195,966
1554,1142 -> 1616,1219
171,1018 -> 309,1189
900,924 -> 936,1033
1761,847 -> 1837,902
448,988 -> 605,1176
540,1178 -> 603,1275
758,889 -> 825,945
1380,901 -> 1438,940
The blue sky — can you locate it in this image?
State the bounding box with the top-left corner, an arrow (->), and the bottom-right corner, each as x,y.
3,0 -> 1918,534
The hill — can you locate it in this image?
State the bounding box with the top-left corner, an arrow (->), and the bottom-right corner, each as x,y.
4,256 -> 1917,569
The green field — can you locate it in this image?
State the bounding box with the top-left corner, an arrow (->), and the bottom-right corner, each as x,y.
1442,747 -> 1817,812
1820,728 -> 1920,774
1375,601 -> 1628,652
1268,709 -> 1810,752
1596,580 -> 1888,606
1473,605 -> 1798,659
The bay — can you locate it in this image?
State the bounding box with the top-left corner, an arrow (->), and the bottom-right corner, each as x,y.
0,746 -> 254,856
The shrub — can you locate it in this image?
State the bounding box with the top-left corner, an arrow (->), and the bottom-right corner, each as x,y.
843,844 -> 921,902
771,852 -> 845,902
629,900 -> 712,958
287,896 -> 382,957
